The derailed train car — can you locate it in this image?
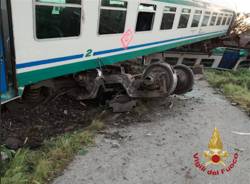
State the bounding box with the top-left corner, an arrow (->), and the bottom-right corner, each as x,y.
0,0 -> 235,104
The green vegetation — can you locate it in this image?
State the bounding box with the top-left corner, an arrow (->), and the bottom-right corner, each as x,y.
205,69 -> 250,112
0,120 -> 104,184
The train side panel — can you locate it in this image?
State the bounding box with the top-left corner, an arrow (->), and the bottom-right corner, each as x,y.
10,0 -> 233,87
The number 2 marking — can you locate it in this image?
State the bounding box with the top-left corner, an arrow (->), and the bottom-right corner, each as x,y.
85,49 -> 93,57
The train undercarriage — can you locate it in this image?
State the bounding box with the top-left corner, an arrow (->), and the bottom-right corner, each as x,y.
21,55 -> 194,113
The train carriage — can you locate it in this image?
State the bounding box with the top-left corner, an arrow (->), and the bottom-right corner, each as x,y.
0,0 -> 235,104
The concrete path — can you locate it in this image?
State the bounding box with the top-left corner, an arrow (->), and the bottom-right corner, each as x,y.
54,80 -> 250,184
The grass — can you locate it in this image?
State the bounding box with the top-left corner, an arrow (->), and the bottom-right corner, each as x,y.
0,120 -> 104,184
205,69 -> 250,112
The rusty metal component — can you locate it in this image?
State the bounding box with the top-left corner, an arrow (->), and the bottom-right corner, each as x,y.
104,63 -> 177,98
109,95 -> 137,113
73,62 -> 193,102
142,63 -> 177,96
173,64 -> 194,95
74,69 -> 105,100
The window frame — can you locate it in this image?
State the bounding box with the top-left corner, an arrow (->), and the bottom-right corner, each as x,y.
226,15 -> 233,25
191,9 -> 202,28
216,13 -> 224,26
178,8 -> 192,29
201,11 -> 211,27
97,0 -> 128,35
159,6 -> 177,31
209,12 -> 218,26
135,3 -> 157,32
221,14 -> 228,25
33,0 -> 83,41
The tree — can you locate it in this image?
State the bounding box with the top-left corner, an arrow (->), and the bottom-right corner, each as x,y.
230,13 -> 250,37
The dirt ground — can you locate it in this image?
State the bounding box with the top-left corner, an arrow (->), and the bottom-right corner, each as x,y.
53,78 -> 250,184
0,94 -> 104,149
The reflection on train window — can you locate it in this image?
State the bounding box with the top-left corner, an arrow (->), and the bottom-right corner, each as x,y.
101,0 -> 127,8
210,12 -> 217,26
201,11 -> 211,27
222,14 -> 228,25
136,3 -> 156,32
36,0 -> 81,4
191,10 -> 202,27
160,6 -> 176,30
226,16 -> 232,25
35,0 -> 82,39
99,0 -> 127,34
216,13 -> 223,25
178,8 -> 191,28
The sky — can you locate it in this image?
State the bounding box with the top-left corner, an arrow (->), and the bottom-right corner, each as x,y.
207,0 -> 250,13
228,0 -> 250,13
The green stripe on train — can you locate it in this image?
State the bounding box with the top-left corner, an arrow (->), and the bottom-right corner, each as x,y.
17,31 -> 225,87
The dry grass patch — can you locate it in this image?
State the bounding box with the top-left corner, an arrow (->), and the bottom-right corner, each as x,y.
205,69 -> 250,112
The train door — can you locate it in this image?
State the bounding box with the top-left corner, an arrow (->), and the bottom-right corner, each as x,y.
0,0 -> 18,104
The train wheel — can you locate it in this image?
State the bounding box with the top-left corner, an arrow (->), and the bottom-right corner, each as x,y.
142,63 -> 177,96
173,64 -> 194,95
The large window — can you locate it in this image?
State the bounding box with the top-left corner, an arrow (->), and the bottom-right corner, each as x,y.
210,12 -> 218,26
35,0 -> 82,39
216,13 -> 223,25
160,6 -> 176,30
136,3 -> 156,32
191,10 -> 202,27
178,8 -> 191,28
201,11 -> 211,27
222,14 -> 228,25
99,0 -> 127,35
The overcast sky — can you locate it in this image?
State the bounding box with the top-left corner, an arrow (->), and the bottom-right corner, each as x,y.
206,0 -> 250,13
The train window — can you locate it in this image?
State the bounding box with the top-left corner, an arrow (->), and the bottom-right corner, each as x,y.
191,10 -> 202,27
165,57 -> 179,65
210,13 -> 217,26
201,59 -> 215,67
201,11 -> 211,27
136,3 -> 157,32
182,58 -> 197,66
99,0 -> 127,34
216,13 -> 223,25
226,16 -> 232,25
178,8 -> 191,28
35,0 -> 82,39
222,14 -> 228,25
160,6 -> 176,30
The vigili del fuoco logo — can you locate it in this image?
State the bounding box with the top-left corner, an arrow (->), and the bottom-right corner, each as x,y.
193,128 -> 239,175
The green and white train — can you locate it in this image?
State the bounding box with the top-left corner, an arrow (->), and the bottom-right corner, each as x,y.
0,0 -> 235,104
